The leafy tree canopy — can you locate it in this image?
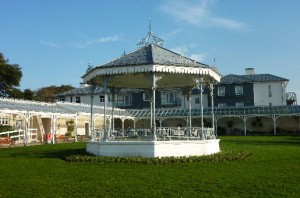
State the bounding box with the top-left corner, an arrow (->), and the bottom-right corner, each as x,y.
23,88 -> 35,100
35,85 -> 75,102
0,53 -> 22,97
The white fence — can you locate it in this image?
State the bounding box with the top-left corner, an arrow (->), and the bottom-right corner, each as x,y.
0,128 -> 38,144
90,127 -> 216,141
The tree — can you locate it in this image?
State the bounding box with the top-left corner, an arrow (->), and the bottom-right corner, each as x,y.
0,53 -> 22,97
35,85 -> 75,102
65,119 -> 75,138
23,89 -> 35,100
7,88 -> 23,99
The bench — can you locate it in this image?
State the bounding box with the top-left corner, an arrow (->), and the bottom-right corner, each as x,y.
0,137 -> 15,146
173,130 -> 185,136
56,134 -> 67,142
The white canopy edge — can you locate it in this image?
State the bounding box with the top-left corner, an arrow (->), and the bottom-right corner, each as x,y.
83,64 -> 221,83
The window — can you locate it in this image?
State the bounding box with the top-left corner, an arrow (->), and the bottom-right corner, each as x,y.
236,102 -> 244,107
70,97 -> 73,103
59,98 -> 65,102
269,102 -> 272,106
195,97 -> 200,104
235,86 -> 243,95
116,94 -> 132,106
161,92 -> 180,105
167,93 -> 177,103
218,103 -> 227,108
218,87 -> 225,96
100,95 -> 105,103
0,117 -> 9,125
75,96 -> 81,103
268,85 -> 272,97
143,93 -> 150,101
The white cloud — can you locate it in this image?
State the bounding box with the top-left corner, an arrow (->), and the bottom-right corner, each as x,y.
170,46 -> 188,55
40,40 -> 60,48
96,35 -> 120,43
160,0 -> 249,31
160,29 -> 182,40
190,53 -> 204,62
72,35 -> 121,49
171,45 -> 205,62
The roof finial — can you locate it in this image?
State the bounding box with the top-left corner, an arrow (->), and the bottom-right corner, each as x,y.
86,59 -> 93,73
137,18 -> 165,48
148,17 -> 152,34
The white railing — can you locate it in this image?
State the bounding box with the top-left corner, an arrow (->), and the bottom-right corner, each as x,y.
0,128 -> 38,144
90,129 -> 104,141
89,127 -> 216,141
156,127 -> 215,140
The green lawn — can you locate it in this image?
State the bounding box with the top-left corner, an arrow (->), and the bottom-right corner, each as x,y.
0,136 -> 299,197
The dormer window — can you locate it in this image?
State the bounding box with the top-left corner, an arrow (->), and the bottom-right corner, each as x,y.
235,86 -> 243,95
75,96 -> 81,103
143,93 -> 150,101
268,85 -> 272,97
100,95 -> 105,103
218,87 -> 225,96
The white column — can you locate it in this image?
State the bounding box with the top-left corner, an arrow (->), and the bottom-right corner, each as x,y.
187,93 -> 192,137
152,74 -> 157,141
243,116 -> 247,136
103,77 -> 108,141
51,115 -> 56,144
273,115 -> 277,135
215,118 -> 218,137
200,78 -> 204,139
24,112 -> 30,146
111,87 -> 115,137
210,84 -> 215,136
121,118 -> 125,136
74,113 -> 78,142
90,85 -> 94,139
150,91 -> 153,129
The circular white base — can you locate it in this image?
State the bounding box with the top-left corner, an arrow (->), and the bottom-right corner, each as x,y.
86,139 -> 220,157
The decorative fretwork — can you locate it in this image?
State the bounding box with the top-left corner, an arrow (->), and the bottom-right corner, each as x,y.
137,19 -> 165,48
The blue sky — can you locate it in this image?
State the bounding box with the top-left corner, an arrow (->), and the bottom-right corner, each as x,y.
1,0 -> 300,96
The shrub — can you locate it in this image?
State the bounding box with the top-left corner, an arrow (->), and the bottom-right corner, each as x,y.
65,150 -> 251,164
65,119 -> 74,138
0,125 -> 13,133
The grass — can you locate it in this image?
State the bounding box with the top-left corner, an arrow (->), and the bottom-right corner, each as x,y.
0,136 -> 299,197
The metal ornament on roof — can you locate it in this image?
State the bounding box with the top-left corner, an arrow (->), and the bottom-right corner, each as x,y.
137,19 -> 165,48
86,62 -> 93,73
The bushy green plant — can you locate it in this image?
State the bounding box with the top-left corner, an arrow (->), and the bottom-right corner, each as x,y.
64,150 -> 251,164
0,125 -> 13,132
65,119 -> 74,138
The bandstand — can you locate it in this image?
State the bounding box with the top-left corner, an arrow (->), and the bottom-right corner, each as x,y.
83,29 -> 222,157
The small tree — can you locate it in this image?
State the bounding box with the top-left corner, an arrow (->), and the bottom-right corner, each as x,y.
35,85 -> 75,102
0,53 -> 22,97
65,119 -> 74,138
23,89 -> 35,100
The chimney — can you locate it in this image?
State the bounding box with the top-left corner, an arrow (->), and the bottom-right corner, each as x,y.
80,83 -> 89,88
245,68 -> 255,75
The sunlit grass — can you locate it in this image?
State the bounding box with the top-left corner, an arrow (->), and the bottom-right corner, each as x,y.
0,136 -> 299,197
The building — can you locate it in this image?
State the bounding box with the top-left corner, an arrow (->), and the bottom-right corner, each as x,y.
55,68 -> 296,109
54,85 -> 209,110
214,68 -> 292,108
54,66 -> 300,136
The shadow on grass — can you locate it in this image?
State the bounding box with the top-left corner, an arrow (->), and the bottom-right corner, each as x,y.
222,136 -> 300,147
7,144 -> 90,160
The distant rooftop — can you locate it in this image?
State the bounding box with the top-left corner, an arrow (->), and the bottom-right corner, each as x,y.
221,74 -> 289,84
